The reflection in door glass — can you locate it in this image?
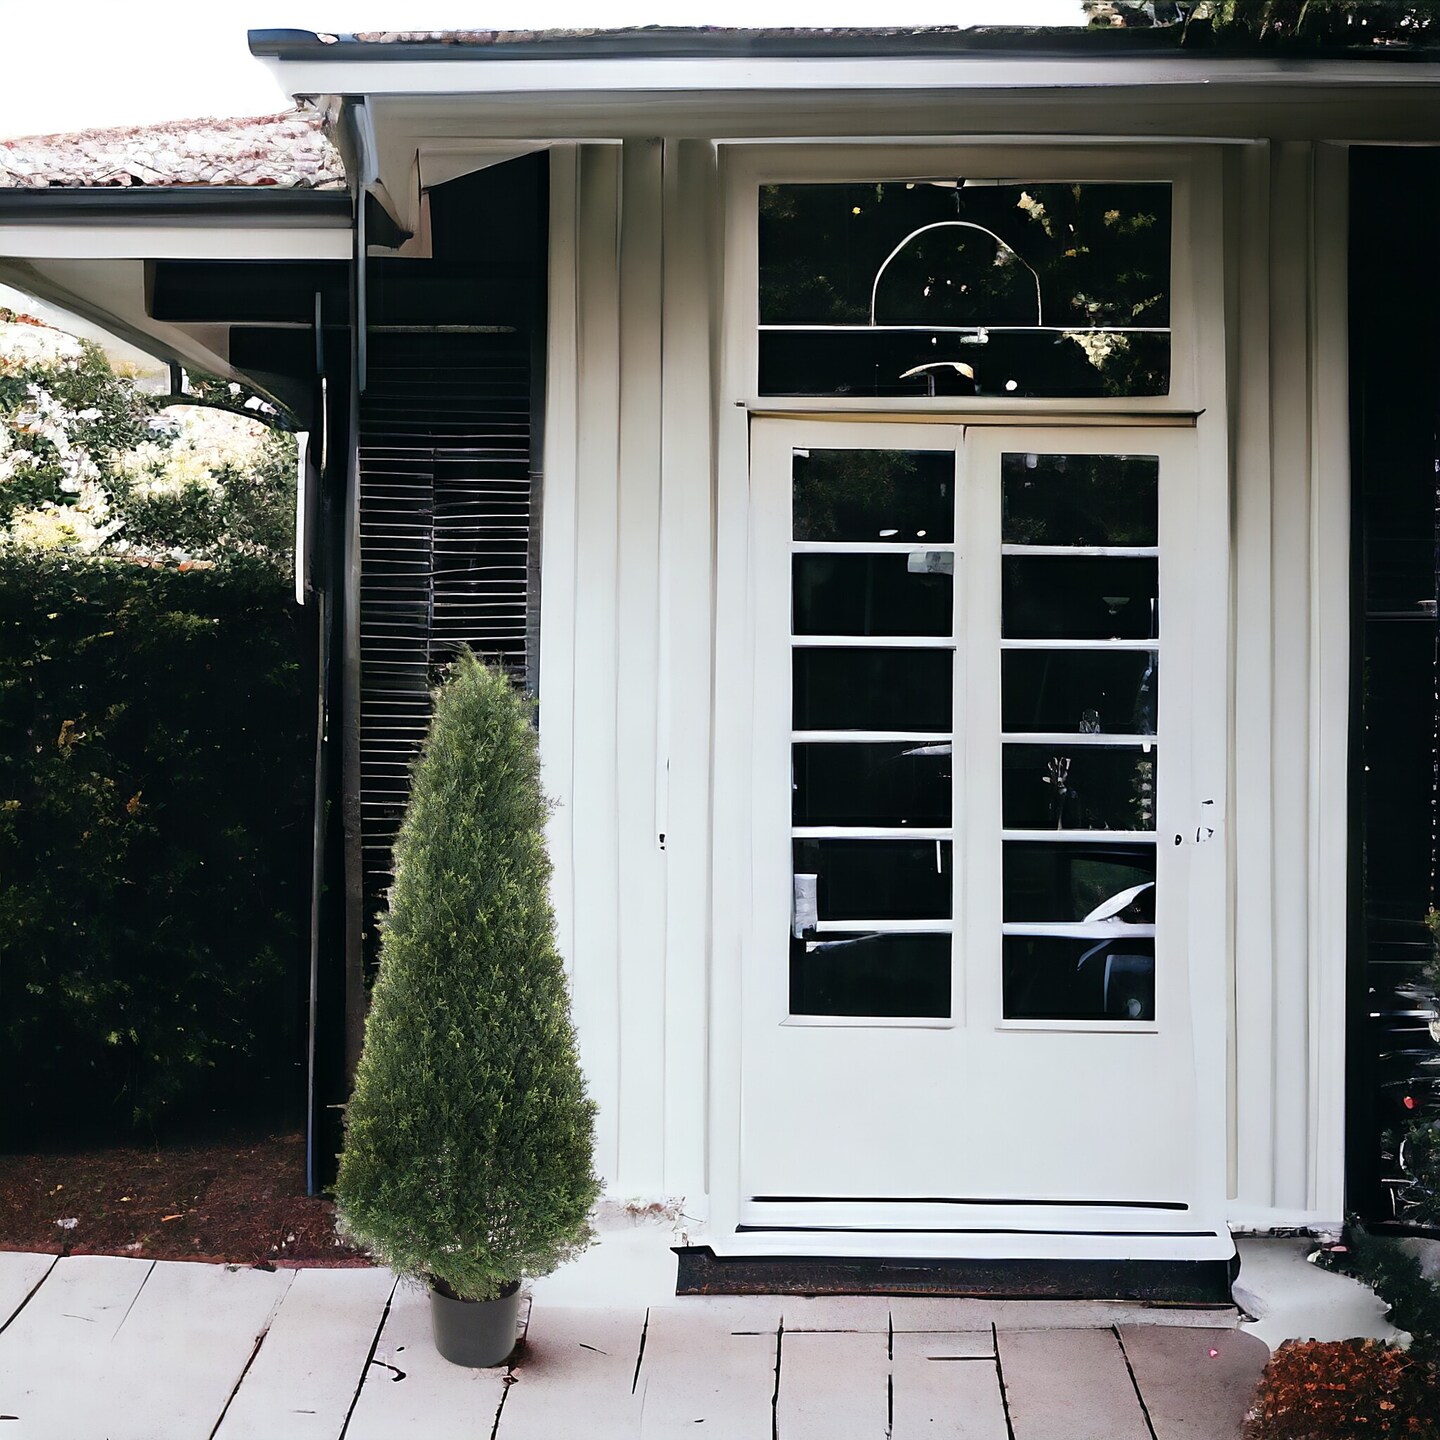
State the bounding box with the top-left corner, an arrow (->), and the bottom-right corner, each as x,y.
793,838 -> 952,922
791,932 -> 952,1018
1002,746 -> 1156,832
794,449 -> 955,543
793,742 -> 952,827
794,647 -> 954,731
1002,556 -> 1158,640
794,553 -> 953,636
1003,936 -> 1155,1021
1001,453 -> 1158,547
1001,649 -> 1156,735
1002,842 -> 1156,924
758,180 -> 1172,398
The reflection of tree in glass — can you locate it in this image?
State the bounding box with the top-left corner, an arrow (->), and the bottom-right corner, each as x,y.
760,180 -> 1171,396
793,449 -> 952,542
1001,453 -> 1159,547
761,181 -> 1168,328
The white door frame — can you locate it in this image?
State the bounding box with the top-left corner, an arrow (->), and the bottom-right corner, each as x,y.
705,141 -> 1233,1259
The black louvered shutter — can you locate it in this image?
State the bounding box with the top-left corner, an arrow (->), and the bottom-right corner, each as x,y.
357,329 -> 532,971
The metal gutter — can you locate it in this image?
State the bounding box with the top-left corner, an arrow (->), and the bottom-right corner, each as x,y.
0,187 -> 351,225
248,26 -> 1440,65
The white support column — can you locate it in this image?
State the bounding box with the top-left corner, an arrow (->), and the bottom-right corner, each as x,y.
615,137 -> 670,1193
567,143 -> 624,1184
542,144 -> 580,984
1230,141 -> 1279,1211
1307,141 -> 1351,1223
1266,140 -> 1318,1216
660,139 -> 720,1205
1228,139 -> 1350,1230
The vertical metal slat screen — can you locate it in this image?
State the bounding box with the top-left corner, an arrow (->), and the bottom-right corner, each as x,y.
357,330 -> 532,971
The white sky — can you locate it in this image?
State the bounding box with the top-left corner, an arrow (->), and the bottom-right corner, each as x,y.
0,0 -> 1086,140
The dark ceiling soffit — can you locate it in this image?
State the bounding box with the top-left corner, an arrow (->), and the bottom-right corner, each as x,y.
248,26 -> 1440,64
0,187 -> 352,225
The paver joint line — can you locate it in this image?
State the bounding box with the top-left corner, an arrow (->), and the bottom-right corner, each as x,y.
205,1305 -> 280,1440
336,1278 -> 398,1440
0,1255 -> 59,1339
1113,1324 -> 1162,1440
992,1322 -> 1017,1440
630,1306 -> 650,1394
110,1258 -> 157,1339
770,1319 -> 784,1440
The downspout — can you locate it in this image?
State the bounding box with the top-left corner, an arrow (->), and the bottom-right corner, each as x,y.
320,92 -> 373,1086
303,292 -> 327,1197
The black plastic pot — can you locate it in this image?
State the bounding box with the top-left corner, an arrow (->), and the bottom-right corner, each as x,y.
428,1279 -> 522,1367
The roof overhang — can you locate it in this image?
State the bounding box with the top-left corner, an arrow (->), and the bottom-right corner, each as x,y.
0,187 -> 352,260
250,28 -> 1440,239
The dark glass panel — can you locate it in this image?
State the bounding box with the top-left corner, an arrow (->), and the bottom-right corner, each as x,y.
794,647 -> 953,731
760,330 -> 1170,400
761,182 -> 1171,328
794,838 -> 951,922
1003,936 -> 1155,1022
1002,843 -> 1156,924
793,449 -> 954,543
794,553 -> 953,636
1001,649 -> 1157,735
793,742 -> 952,827
1001,453 -> 1158,547
1002,557 -> 1158,640
758,180 -> 1171,398
791,932 -> 952,1018
1002,746 -> 1156,832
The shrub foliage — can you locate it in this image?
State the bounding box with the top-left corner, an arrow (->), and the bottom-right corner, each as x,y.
0,553 -> 310,1143
335,654 -> 599,1300
1246,1339 -> 1440,1439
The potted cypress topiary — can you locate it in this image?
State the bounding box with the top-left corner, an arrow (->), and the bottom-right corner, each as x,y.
335,652 -> 600,1367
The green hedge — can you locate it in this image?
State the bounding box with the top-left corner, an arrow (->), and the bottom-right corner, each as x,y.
0,552 -> 311,1145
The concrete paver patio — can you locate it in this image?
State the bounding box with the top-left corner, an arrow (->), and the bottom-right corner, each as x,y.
0,1247 -> 1270,1439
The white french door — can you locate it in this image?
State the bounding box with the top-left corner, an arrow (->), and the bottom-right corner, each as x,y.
738,418 -> 1229,1258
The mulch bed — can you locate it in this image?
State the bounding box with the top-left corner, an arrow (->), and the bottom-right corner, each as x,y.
0,1132 -> 370,1267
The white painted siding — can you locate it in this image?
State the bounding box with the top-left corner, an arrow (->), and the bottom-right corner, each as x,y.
542,141 -> 719,1202
1228,141 -> 1350,1230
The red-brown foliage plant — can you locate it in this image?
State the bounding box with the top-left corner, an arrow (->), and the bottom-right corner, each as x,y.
1245,1339 -> 1440,1440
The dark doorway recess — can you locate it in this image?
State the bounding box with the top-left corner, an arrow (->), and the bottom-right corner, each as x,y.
1347,145 -> 1440,1229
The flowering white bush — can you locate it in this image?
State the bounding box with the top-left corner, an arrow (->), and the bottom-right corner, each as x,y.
0,313 -> 294,569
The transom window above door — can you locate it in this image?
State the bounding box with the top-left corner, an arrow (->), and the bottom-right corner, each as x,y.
758,180 -> 1172,399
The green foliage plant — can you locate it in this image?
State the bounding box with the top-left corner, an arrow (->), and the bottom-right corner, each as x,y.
335,653 -> 599,1302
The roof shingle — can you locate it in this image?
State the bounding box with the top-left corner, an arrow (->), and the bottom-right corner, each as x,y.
0,110 -> 344,190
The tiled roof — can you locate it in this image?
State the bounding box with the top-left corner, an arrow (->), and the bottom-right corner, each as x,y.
0,111 -> 344,190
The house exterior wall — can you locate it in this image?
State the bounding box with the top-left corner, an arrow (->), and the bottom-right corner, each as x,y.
538,132 -> 1352,1237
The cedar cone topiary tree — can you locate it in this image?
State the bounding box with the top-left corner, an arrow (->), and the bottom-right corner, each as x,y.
335,653 -> 599,1300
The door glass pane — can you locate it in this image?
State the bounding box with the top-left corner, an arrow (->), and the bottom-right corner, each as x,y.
1002,453 -> 1158,547
792,932 -> 952,1018
794,838 -> 951,922
794,553 -> 953,636
759,181 -> 1172,398
1002,842 -> 1156,924
793,742 -> 952,827
1001,649 -> 1157,735
1002,557 -> 1158,640
1003,936 -> 1155,1022
794,449 -> 955,543
1002,746 -> 1156,832
795,647 -> 953,731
